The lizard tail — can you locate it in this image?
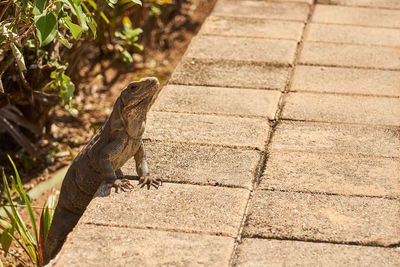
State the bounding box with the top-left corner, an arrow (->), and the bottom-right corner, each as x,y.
43,205 -> 81,264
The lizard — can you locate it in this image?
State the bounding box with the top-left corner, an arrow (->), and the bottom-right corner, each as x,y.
43,77 -> 162,264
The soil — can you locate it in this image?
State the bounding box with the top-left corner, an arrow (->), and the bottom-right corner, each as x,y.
1,0 -> 216,265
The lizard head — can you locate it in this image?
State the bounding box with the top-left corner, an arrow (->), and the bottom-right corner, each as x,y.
120,77 -> 160,110
115,77 -> 159,137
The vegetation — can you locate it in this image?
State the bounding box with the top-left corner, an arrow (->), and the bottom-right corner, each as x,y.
0,156 -> 57,266
0,0 -> 184,161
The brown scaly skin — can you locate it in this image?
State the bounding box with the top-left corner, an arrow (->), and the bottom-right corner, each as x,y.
44,77 -> 161,263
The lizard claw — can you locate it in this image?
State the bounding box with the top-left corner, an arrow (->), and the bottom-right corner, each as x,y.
138,176 -> 162,190
110,178 -> 135,193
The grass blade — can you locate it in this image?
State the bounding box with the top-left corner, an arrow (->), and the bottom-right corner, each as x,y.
7,155 -> 39,246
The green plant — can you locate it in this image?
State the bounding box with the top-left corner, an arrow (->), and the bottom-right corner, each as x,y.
0,156 -> 57,266
0,0 -> 142,154
114,16 -> 143,63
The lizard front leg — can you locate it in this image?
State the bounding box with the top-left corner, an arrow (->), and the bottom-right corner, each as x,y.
135,141 -> 162,189
99,135 -> 134,192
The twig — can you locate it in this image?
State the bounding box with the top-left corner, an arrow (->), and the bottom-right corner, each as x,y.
0,114 -> 36,155
0,56 -> 14,76
0,25 -> 34,50
0,0 -> 11,21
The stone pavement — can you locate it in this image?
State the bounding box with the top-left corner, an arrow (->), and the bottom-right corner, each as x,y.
52,0 -> 400,266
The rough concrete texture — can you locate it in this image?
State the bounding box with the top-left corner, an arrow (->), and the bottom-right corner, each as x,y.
270,0 -> 313,3
299,42 -> 400,69
54,225 -> 234,267
312,4 -> 400,28
145,111 -> 270,149
186,35 -> 297,65
201,16 -> 304,41
281,92 -> 400,126
243,191 -> 400,246
213,1 -> 310,21
170,59 -> 290,90
306,23 -> 400,47
152,85 -> 281,119
82,183 -> 249,237
53,1 -> 400,265
271,121 -> 400,157
291,65 -> 400,97
234,238 -> 400,267
261,151 -> 400,198
317,0 -> 400,9
120,141 -> 259,189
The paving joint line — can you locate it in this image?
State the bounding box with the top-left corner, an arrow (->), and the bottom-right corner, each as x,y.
143,138 -> 263,151
83,222 -> 237,239
243,235 -> 400,249
186,56 -> 294,67
152,109 -> 274,120
307,21 -> 400,30
259,188 -> 400,201
317,3 -> 400,11
165,83 -> 282,92
227,2 -> 316,266
298,62 -> 400,72
202,32 -> 301,42
168,81 -> 284,91
180,57 -> 293,68
280,118 -> 400,128
305,39 -> 400,49
268,148 -> 400,160
289,89 -> 400,99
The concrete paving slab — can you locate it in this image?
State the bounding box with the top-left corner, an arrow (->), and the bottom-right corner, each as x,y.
281,92 -> 400,126
260,151 -> 400,198
243,190 -> 400,246
145,111 -> 270,149
120,141 -> 260,189
317,0 -> 400,9
291,65 -> 400,97
54,225 -> 234,267
201,16 -> 304,41
213,0 -> 310,21
306,23 -> 400,47
299,42 -> 400,69
186,35 -> 297,65
152,85 -> 281,119
312,4 -> 400,28
82,183 -> 249,237
270,121 -> 400,157
234,238 -> 400,267
170,59 -> 290,90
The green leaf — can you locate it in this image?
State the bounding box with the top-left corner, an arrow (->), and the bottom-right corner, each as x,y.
33,0 -> 48,15
129,0 -> 142,6
59,74 -> 75,105
133,43 -> 143,51
105,0 -> 118,7
8,156 -> 39,250
63,18 -> 83,40
0,221 -> 14,257
99,11 -> 110,24
34,11 -> 57,47
66,0 -> 88,32
42,195 -> 56,240
114,31 -> 125,39
122,50 -> 133,64
86,16 -> 97,39
2,169 -> 36,263
10,43 -> 27,72
56,31 -> 73,48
